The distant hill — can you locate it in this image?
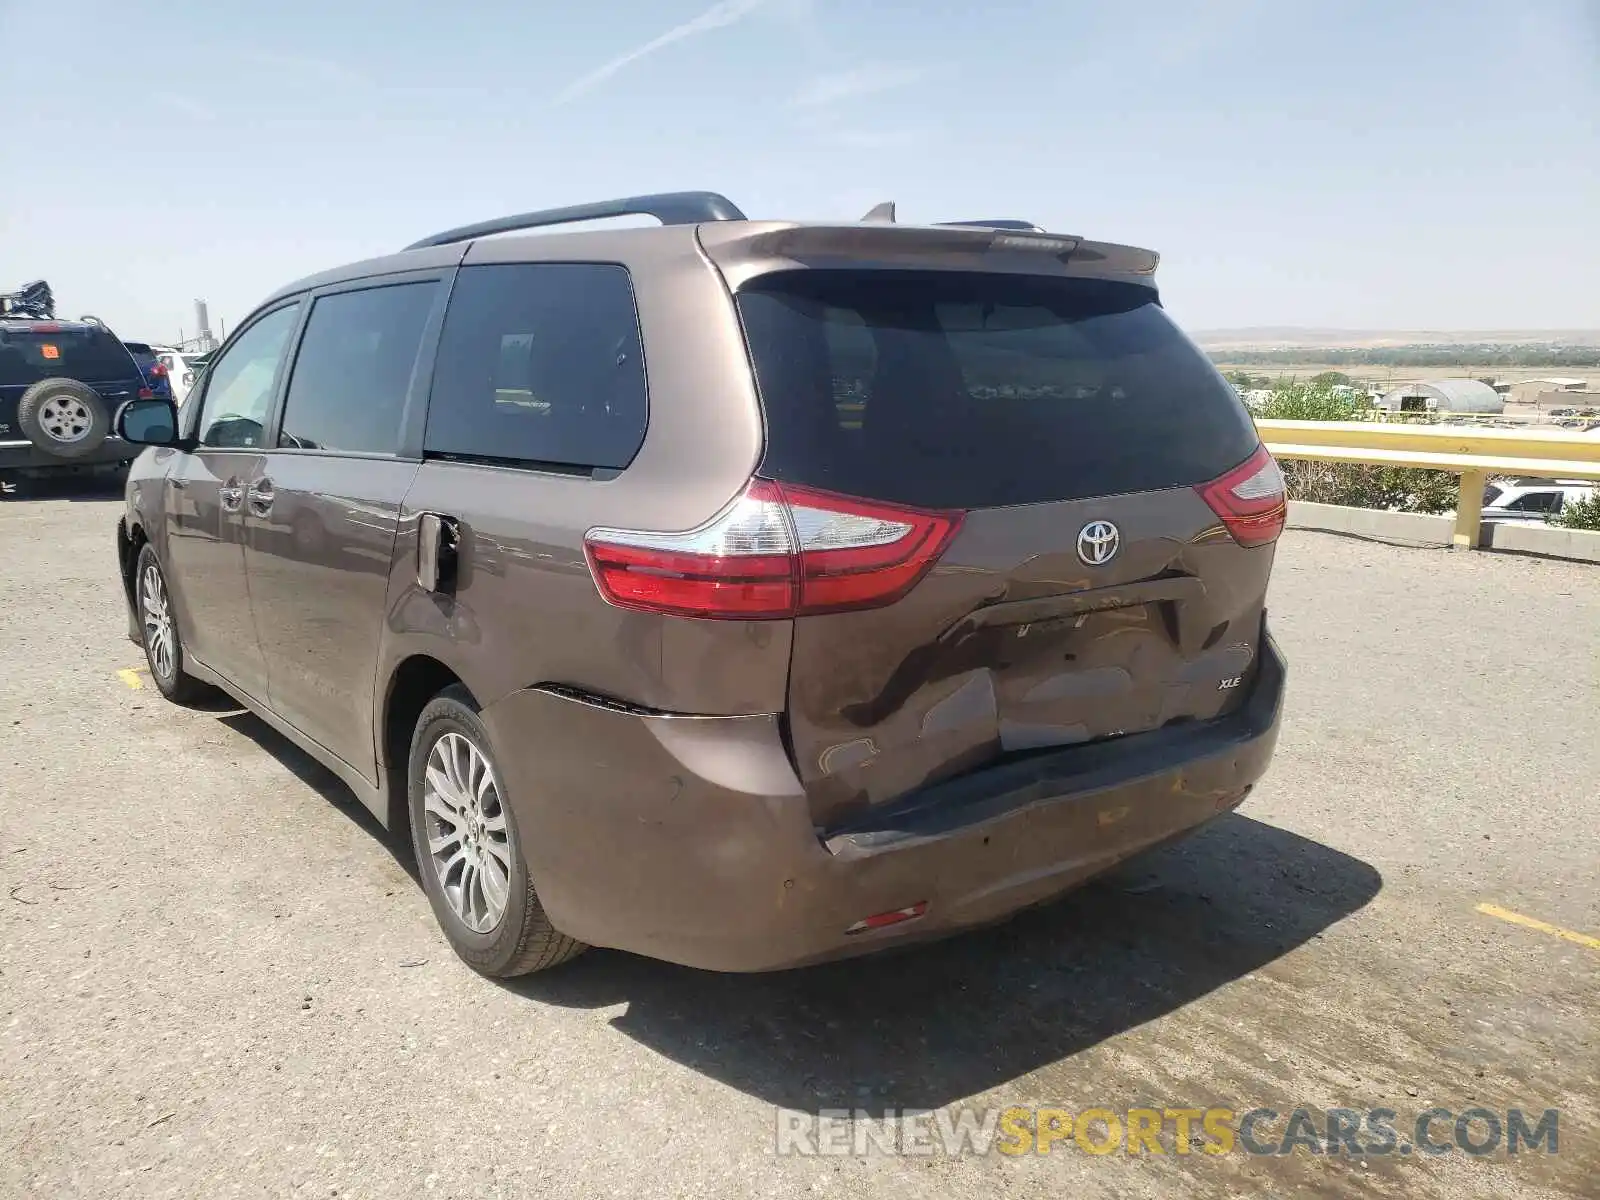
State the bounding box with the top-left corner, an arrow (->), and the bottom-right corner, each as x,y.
1193,328 -> 1600,351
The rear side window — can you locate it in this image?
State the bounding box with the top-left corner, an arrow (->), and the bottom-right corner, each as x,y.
278,281 -> 438,454
737,271 -> 1261,509
1506,491 -> 1561,514
0,328 -> 138,385
425,263 -> 647,471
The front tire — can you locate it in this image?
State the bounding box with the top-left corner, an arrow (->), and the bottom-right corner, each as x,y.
134,544 -> 211,705
408,685 -> 586,977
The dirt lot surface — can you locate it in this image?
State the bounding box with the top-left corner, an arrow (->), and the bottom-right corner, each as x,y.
2,482 -> 1596,1198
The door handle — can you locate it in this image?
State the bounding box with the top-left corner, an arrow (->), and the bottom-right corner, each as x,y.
246,478 -> 275,517
219,481 -> 244,512
417,512 -> 461,594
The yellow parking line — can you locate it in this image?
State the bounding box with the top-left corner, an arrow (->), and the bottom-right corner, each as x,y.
116,668 -> 146,690
1476,903 -> 1600,951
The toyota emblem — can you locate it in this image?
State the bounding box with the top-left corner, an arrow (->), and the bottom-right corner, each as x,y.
1076,520 -> 1120,566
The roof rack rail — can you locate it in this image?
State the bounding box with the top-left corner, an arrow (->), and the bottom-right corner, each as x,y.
404,190 -> 747,250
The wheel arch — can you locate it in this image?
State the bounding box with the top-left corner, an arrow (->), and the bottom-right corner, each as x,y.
380,654 -> 478,830
117,517 -> 147,615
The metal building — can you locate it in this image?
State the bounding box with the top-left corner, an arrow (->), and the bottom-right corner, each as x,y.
1376,377 -> 1505,415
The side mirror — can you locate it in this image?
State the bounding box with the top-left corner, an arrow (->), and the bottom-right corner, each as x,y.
115,397 -> 181,447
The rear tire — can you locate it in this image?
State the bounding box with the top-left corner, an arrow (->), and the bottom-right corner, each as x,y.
408,685 -> 586,977
18,378 -> 111,458
134,544 -> 212,705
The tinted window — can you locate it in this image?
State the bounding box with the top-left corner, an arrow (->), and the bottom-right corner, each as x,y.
279,282 -> 437,454
197,304 -> 300,449
426,264 -> 647,471
1507,491 -> 1561,513
0,327 -> 139,386
737,271 -> 1261,509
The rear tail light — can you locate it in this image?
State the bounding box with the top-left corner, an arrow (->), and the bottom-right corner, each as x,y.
584,479 -> 963,619
1196,444 -> 1286,547
137,386 -> 154,400
149,361 -> 169,378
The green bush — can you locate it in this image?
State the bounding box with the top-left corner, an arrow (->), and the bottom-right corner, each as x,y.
1277,460 -> 1458,514
1256,382 -> 1457,514
1257,382 -> 1363,422
1552,492 -> 1600,531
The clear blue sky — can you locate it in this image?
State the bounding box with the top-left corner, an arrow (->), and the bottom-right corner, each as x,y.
2,0 -> 1596,342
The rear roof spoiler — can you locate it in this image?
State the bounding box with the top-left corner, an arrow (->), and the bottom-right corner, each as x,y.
859,202 -> 1046,233
937,219 -> 1046,232
698,222 -> 1161,288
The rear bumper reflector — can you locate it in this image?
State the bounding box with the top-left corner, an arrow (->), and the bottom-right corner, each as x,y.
844,900 -> 929,935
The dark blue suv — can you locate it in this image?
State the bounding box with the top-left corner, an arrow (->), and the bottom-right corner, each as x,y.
1,290 -> 151,494
122,341 -> 176,403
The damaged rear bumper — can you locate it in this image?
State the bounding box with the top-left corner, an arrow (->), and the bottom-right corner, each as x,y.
482,629 -> 1287,972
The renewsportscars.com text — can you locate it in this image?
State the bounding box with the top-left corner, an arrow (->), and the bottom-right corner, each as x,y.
774,1106 -> 1559,1159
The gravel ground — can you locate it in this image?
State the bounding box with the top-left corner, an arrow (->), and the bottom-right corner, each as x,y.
2,483 -> 1596,1199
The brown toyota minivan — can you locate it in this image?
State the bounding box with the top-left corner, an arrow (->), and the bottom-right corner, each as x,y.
113,192 -> 1287,976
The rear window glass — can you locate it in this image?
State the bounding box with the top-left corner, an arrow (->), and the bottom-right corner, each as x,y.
736,271 -> 1260,509
425,263 -> 648,472
0,328 -> 137,386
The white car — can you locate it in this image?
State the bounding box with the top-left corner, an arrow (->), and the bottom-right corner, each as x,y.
1481,478 -> 1595,523
150,346 -> 203,407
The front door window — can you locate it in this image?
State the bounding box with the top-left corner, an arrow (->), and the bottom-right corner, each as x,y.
195,305 -> 301,449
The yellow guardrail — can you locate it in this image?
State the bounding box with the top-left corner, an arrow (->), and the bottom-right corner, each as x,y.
1255,419 -> 1600,548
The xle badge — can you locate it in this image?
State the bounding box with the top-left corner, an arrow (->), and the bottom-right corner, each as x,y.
1218,676 -> 1243,691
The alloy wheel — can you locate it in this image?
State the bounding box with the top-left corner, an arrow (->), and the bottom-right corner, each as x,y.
140,563 -> 176,680
39,395 -> 94,443
422,732 -> 512,934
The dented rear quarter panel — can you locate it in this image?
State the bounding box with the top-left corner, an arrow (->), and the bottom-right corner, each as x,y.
373,223 -> 794,732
